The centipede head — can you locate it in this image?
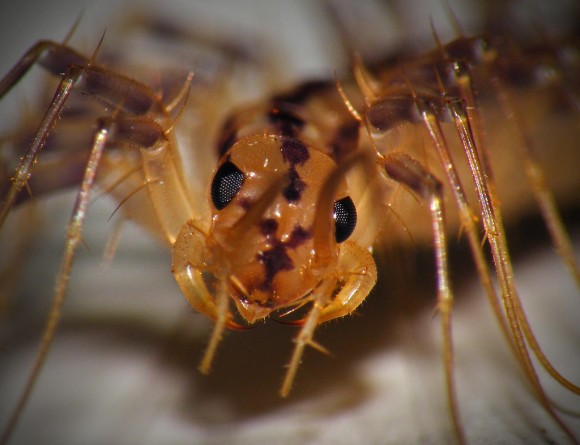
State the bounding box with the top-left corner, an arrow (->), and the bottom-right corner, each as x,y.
179,133 -> 358,324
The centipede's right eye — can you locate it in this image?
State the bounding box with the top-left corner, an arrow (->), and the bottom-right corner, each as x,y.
211,160 -> 245,210
333,196 -> 357,243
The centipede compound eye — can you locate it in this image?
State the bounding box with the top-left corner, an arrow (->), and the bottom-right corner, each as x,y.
211,160 -> 245,210
333,196 -> 357,243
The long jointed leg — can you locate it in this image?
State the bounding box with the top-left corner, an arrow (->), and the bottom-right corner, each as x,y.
0,40 -> 195,442
448,95 -> 579,443
0,40 -> 165,228
378,151 -> 467,445
415,92 -> 515,356
442,34 -> 579,288
280,242 -> 377,397
451,53 -> 580,397
0,118 -> 108,445
0,108 -> 191,444
489,66 -> 580,287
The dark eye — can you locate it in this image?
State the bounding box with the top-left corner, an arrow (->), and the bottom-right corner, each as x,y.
333,196 -> 357,243
211,160 -> 244,210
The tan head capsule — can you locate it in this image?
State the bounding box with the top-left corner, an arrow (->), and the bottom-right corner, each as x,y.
173,133 -> 356,324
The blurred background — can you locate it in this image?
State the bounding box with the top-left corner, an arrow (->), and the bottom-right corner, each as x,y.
0,1 -> 579,444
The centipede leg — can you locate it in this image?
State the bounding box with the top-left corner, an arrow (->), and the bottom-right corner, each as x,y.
280,277 -> 336,398
0,39 -> 171,228
489,72 -> 580,285
414,89 -> 516,354
379,151 -> 466,445
0,41 -> 87,100
0,89 -> 194,441
449,98 -> 579,444
0,65 -> 80,227
451,55 -> 580,396
0,117 -> 109,445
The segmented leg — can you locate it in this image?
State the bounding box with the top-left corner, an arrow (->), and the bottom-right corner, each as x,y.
280,241 -> 377,397
359,46 -> 579,441
0,40 -> 196,444
0,40 -> 167,227
431,33 -> 580,442
449,49 -> 580,288
377,151 -> 466,445
448,46 -> 580,396
0,116 -> 107,444
448,96 -> 579,444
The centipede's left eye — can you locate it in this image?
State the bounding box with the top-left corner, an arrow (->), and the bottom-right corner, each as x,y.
211,160 -> 245,210
333,196 -> 357,243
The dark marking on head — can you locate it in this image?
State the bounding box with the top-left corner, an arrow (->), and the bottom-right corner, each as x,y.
268,104 -> 305,138
257,243 -> 294,291
280,138 -> 309,202
259,218 -> 279,237
285,225 -> 312,249
280,138 -> 309,166
283,167 -> 306,202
